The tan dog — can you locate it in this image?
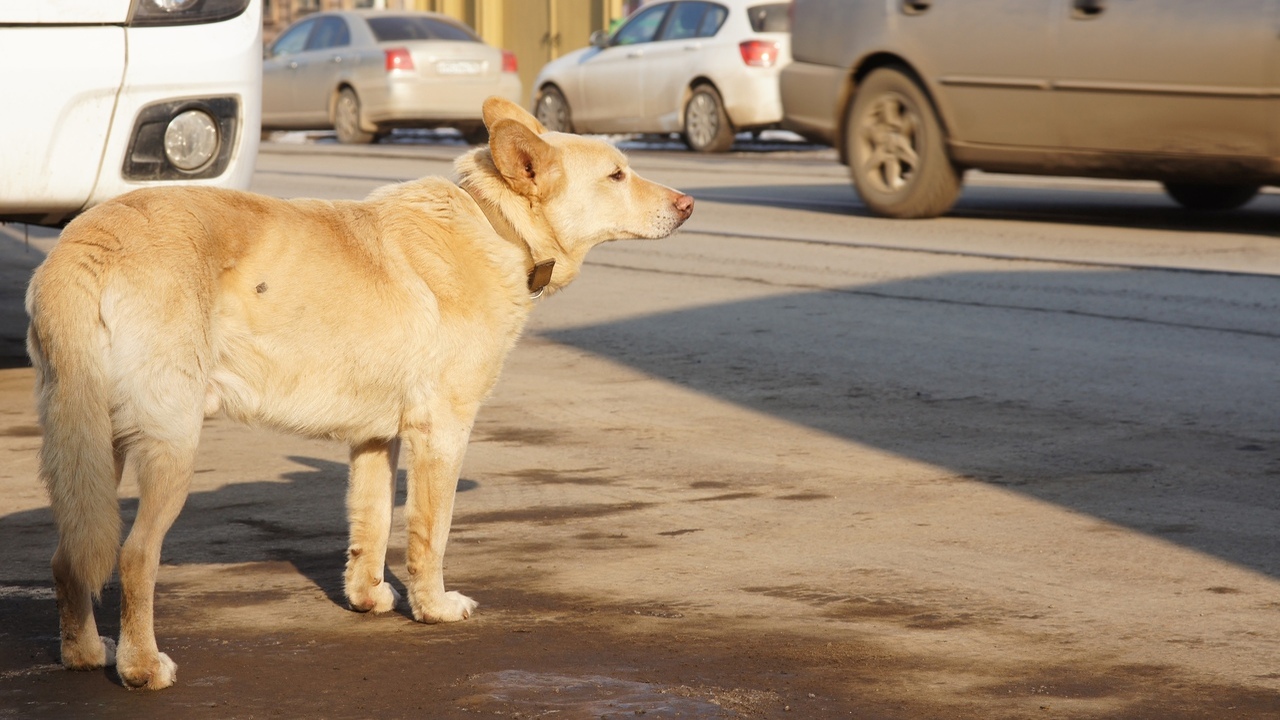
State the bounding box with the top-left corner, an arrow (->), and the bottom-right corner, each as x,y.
25,97 -> 693,690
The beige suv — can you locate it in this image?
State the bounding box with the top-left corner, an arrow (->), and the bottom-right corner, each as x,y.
781,0 -> 1277,218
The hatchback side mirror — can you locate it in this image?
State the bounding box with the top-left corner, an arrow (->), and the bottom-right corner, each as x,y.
589,29 -> 610,48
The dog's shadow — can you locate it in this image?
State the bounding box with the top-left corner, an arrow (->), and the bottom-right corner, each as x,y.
0,455 -> 478,620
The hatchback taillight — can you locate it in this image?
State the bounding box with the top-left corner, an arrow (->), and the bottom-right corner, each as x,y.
739,40 -> 779,67
501,49 -> 518,74
385,47 -> 414,72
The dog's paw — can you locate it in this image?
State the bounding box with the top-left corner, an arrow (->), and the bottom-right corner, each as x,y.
410,590 -> 478,624
349,580 -> 401,614
61,635 -> 116,670
118,649 -> 177,690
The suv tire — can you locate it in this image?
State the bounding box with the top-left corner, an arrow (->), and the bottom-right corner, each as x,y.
846,67 -> 960,218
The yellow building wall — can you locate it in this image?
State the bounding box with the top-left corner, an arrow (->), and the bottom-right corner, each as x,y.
420,0 -> 626,107
266,0 -> 629,108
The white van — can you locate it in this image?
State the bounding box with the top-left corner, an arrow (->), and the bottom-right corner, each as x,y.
0,0 -> 263,226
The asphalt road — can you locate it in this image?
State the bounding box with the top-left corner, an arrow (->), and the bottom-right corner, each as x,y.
1,133 -> 1279,719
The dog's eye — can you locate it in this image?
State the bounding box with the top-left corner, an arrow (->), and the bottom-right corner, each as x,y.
609,169 -> 626,182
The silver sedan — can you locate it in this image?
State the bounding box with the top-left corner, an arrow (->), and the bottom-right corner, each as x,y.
263,10 -> 521,144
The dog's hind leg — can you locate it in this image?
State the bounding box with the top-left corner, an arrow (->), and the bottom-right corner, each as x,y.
114,434 -> 197,690
344,438 -> 402,613
401,408 -> 479,623
28,306 -> 125,673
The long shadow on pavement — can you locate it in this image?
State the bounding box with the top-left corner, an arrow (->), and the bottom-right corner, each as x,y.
544,266 -> 1280,579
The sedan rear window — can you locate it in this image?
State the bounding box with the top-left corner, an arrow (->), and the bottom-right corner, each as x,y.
747,3 -> 790,32
367,15 -> 479,43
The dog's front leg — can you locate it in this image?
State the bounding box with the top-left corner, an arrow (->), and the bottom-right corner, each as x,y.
344,438 -> 402,613
401,417 -> 477,623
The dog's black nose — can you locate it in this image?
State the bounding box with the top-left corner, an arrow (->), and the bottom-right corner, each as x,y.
674,193 -> 694,221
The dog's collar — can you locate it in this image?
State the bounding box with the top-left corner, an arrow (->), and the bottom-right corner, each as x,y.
527,259 -> 556,299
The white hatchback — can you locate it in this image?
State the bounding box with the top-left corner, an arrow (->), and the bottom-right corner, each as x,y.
0,0 -> 263,226
532,0 -> 790,153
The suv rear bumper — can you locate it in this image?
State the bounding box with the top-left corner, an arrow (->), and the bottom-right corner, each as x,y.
779,60 -> 844,146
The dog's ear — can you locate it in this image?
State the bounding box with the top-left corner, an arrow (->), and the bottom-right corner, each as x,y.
489,118 -> 561,198
483,96 -> 548,135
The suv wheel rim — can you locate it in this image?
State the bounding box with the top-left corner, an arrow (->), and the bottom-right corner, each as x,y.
686,92 -> 719,149
856,93 -> 921,193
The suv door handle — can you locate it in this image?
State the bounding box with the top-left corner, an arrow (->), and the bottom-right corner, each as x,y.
903,0 -> 931,13
1072,0 -> 1105,18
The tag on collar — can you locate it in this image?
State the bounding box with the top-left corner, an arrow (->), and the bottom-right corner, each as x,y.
527,259 -> 556,296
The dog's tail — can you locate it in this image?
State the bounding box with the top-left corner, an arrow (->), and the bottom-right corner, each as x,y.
26,244 -> 120,599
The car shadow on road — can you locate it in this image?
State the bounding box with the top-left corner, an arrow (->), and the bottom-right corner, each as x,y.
691,181 -> 1280,239
543,267 -> 1280,580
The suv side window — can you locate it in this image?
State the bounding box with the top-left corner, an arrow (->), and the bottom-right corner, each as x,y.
613,3 -> 671,46
271,18 -> 316,57
306,16 -> 350,51
661,2 -> 709,41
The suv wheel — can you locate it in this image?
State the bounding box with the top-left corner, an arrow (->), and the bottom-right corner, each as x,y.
846,67 -> 960,218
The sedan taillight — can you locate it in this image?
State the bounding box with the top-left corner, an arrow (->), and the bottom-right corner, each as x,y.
385,47 -> 415,72
739,40 -> 779,67
501,50 -> 518,74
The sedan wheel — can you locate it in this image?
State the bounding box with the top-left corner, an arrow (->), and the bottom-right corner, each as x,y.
684,86 -> 734,153
847,67 -> 960,218
535,86 -> 572,133
335,87 -> 375,145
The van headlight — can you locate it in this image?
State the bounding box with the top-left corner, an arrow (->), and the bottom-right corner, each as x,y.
123,97 -> 239,181
164,110 -> 220,171
128,0 -> 251,26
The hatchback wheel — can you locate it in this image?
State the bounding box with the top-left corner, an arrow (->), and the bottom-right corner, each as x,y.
535,85 -> 572,133
335,87 -> 375,145
1163,182 -> 1260,211
847,67 -> 960,218
683,85 -> 734,153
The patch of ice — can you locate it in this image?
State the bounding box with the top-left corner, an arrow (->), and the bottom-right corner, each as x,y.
469,670 -> 734,718
0,585 -> 55,600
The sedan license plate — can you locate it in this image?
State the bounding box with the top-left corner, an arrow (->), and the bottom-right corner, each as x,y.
436,60 -> 483,75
